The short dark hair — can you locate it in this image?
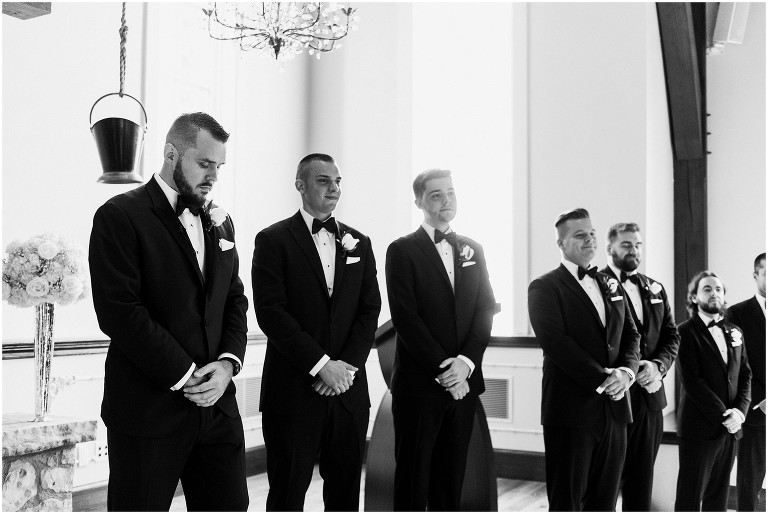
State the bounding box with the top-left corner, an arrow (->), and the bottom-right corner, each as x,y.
686,270 -> 726,316
607,222 -> 641,243
755,253 -> 766,272
554,208 -> 590,229
166,112 -> 229,156
413,169 -> 451,198
296,153 -> 336,181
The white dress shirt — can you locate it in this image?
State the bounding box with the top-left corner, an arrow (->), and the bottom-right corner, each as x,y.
561,258 -> 635,384
608,262 -> 643,325
421,222 -> 475,376
155,174 -> 242,390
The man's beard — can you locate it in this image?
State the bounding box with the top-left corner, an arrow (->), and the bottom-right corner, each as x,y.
699,299 -> 725,316
611,250 -> 640,272
173,160 -> 206,209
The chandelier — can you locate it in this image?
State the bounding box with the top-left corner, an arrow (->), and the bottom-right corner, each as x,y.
203,3 -> 358,61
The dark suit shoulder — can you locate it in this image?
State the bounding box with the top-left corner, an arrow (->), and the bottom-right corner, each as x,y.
728,297 -> 758,315
532,267 -> 561,285
98,182 -> 149,210
336,221 -> 369,241
257,215 -> 296,236
677,316 -> 697,334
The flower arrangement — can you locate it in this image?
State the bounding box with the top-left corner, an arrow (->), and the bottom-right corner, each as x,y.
2,234 -> 89,308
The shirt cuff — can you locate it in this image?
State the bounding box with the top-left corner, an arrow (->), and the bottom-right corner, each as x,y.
310,355 -> 331,377
457,355 -> 475,377
218,352 -> 242,370
170,363 -> 196,391
618,366 -> 635,382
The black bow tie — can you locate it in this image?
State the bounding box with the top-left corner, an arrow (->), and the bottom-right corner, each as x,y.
434,229 -> 457,245
176,196 -> 205,217
707,319 -> 724,329
620,272 -> 639,285
312,217 -> 337,235
578,266 -> 598,280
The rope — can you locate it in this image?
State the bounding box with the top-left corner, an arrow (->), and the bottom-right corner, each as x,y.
119,2 -> 128,96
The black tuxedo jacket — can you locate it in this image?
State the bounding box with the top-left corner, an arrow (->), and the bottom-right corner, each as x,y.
676,315 -> 751,440
89,176 -> 248,437
726,297 -> 765,426
252,211 -> 381,414
528,265 -> 640,427
385,227 -> 496,399
601,268 -> 680,412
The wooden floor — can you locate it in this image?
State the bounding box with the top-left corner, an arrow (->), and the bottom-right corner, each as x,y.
170,466 -> 550,511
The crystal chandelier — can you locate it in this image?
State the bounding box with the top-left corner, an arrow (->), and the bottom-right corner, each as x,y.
203,3 -> 359,61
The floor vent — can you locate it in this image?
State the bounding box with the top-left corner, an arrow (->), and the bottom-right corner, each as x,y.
480,377 -> 510,420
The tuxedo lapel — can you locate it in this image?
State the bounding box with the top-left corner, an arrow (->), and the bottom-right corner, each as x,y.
694,316 -> 728,375
287,212 -> 328,294
147,177 -> 204,287
331,224 -> 346,300
637,275 -> 650,337
203,224 -> 218,292
557,265 -> 603,328
415,227 -> 453,292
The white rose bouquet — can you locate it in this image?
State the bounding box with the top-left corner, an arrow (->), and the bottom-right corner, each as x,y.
2,234 -> 89,308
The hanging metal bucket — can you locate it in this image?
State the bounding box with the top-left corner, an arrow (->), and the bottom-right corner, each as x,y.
90,92 -> 148,184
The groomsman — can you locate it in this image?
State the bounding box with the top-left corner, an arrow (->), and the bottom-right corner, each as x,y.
601,223 -> 679,511
252,153 -> 381,511
386,169 -> 496,511
727,253 -> 766,511
528,208 -> 640,511
675,271 -> 751,511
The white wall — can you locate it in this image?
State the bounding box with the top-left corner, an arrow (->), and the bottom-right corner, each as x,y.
707,2 -> 766,303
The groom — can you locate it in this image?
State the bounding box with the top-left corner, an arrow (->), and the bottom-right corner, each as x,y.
89,112 -> 249,511
252,153 -> 381,511
386,168 -> 496,511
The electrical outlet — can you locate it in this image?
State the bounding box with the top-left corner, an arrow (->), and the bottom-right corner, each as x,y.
94,442 -> 109,462
75,441 -> 95,467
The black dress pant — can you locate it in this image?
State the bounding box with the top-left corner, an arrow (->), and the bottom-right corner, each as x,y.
675,434 -> 737,512
392,393 -> 476,511
262,397 -> 369,512
621,401 -> 663,511
737,423 -> 766,511
106,406 -> 248,511
543,402 -> 627,511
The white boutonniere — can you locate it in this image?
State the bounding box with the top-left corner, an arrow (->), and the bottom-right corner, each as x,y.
607,278 -> 619,295
203,205 -> 228,232
340,232 -> 359,253
649,281 -> 663,295
730,328 -> 743,346
458,244 -> 474,262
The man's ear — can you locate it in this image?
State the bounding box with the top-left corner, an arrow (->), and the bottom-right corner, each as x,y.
295,179 -> 304,194
414,196 -> 423,210
164,143 -> 178,165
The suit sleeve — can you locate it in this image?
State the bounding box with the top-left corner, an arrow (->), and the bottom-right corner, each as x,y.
458,243 -> 496,366
251,229 -> 327,373
217,216 -> 249,364
385,240 -> 451,375
676,324 -> 730,423
89,201 -> 194,389
527,276 -> 607,391
617,291 -> 641,374
337,236 -> 382,369
735,328 -> 753,417
650,286 -> 680,373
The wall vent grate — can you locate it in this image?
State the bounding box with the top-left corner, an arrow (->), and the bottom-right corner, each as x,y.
479,377 -> 510,420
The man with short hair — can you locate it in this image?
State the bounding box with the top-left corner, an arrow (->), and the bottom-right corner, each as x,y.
252,153 -> 381,511
601,222 -> 679,511
89,112 -> 249,511
386,168 -> 496,511
727,253 -> 766,511
528,208 -> 640,511
675,271 -> 752,511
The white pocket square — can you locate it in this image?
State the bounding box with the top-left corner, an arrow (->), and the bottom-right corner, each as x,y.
650,298 -> 663,304
219,239 -> 235,251
346,256 -> 360,264
462,261 -> 476,267
610,296 -> 624,301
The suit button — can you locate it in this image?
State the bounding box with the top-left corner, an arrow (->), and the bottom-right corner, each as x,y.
607,345 -> 612,349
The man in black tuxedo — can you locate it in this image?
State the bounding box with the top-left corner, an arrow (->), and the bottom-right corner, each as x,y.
89,112 -> 249,511
675,271 -> 752,511
385,168 -> 496,511
601,222 -> 679,511
727,253 -> 766,511
528,208 -> 640,511
251,153 -> 381,511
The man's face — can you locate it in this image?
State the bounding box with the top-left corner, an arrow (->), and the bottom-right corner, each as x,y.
173,129 -> 226,207
415,176 -> 456,227
693,276 -> 726,315
755,259 -> 766,297
608,230 -> 643,272
297,160 -> 341,219
558,217 -> 597,268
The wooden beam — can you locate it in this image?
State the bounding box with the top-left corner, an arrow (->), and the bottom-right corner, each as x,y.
2,3 -> 51,20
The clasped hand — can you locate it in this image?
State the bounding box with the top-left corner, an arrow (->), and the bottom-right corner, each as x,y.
599,367 -> 631,401
636,360 -> 663,393
312,360 -> 358,396
183,360 -> 234,408
722,409 -> 743,434
437,358 -> 470,400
